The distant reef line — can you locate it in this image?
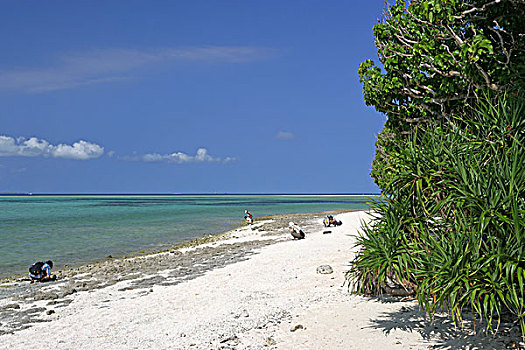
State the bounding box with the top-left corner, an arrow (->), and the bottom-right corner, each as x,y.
0,192 -> 380,196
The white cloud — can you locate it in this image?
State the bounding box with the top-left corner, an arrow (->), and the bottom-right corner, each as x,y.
275,131 -> 295,140
52,140 -> 105,160
0,46 -> 277,93
0,135 -> 104,160
123,148 -> 234,164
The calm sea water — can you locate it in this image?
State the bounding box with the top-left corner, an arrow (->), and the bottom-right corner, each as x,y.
0,194 -> 373,278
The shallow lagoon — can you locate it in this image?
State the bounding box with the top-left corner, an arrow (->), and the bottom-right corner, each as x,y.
0,194 -> 374,278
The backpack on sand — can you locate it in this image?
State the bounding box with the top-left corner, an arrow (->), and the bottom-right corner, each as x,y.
29,261 -> 44,275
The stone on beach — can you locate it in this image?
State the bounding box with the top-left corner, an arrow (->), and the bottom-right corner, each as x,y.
290,324 -> 304,332
316,265 -> 334,274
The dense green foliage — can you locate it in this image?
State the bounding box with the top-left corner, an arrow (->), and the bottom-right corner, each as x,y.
349,0 -> 525,338
359,0 -> 525,132
348,93 -> 525,334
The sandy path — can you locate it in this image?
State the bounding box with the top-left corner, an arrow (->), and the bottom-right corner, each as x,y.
1,211 -> 520,349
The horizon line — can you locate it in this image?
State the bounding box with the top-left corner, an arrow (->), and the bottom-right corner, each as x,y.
0,192 -> 381,196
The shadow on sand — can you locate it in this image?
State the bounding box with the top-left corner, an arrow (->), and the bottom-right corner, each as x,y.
367,299 -> 523,349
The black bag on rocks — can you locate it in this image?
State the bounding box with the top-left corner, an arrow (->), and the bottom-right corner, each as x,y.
29,261 -> 44,275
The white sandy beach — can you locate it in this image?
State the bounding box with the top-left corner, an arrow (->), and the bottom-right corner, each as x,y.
1,211 -> 519,349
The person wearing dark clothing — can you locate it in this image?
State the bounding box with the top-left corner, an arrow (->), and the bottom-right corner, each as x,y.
323,215 -> 342,227
29,260 -> 56,282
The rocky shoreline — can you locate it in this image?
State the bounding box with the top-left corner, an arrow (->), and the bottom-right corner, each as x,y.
0,210 -> 353,336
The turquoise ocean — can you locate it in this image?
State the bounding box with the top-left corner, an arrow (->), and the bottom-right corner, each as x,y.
0,194 -> 373,278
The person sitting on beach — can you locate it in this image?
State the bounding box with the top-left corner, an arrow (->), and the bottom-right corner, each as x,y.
330,215 -> 342,226
244,210 -> 253,224
289,221 -> 305,240
323,215 -> 342,227
29,260 -> 56,282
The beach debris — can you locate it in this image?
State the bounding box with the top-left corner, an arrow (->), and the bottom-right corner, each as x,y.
46,309 -> 55,315
323,230 -> 332,234
400,296 -> 416,302
290,324 -> 304,332
316,265 -> 333,274
266,337 -> 277,346
220,335 -> 238,343
233,309 -> 250,318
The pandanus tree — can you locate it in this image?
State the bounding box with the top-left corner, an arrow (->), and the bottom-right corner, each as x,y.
348,0 -> 525,338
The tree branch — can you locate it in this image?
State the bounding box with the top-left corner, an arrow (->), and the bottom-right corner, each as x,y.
454,0 -> 503,19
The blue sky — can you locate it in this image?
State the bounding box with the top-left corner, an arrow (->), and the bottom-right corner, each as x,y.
0,1 -> 386,194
